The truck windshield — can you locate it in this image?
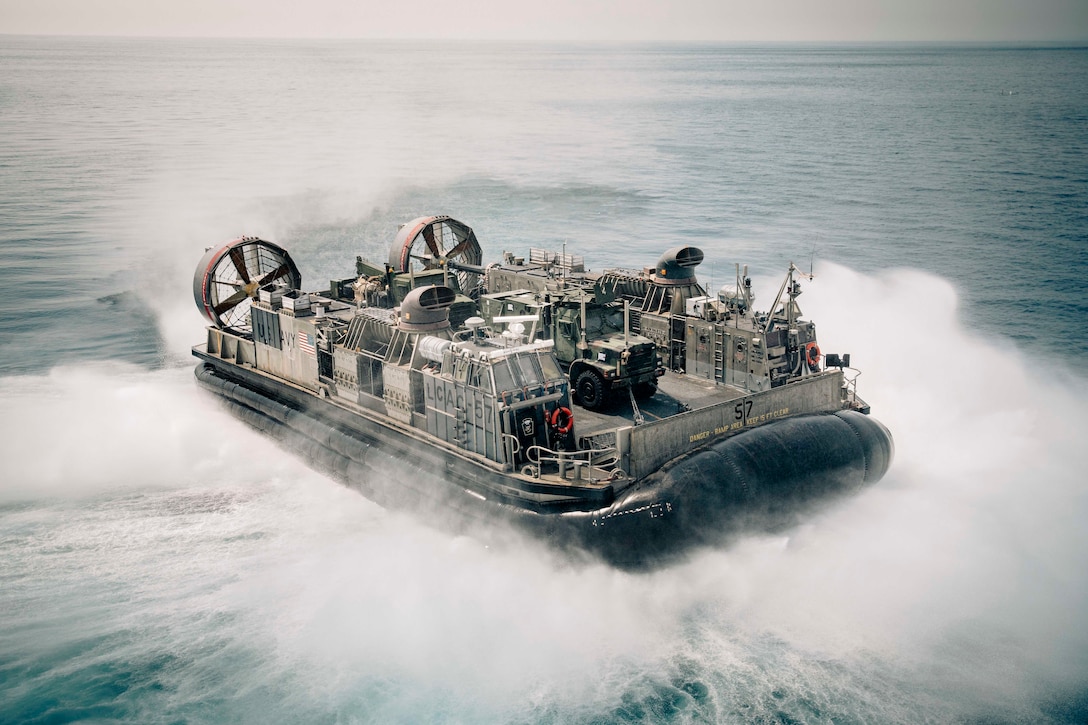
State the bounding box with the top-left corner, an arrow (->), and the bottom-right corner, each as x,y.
585,306 -> 625,335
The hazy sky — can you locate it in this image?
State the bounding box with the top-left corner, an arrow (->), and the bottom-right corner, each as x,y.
2,0 -> 1087,41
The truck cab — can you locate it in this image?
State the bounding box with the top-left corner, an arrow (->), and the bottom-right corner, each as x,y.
480,286 -> 662,410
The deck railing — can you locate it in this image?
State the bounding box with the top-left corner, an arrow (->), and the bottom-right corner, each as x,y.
524,443 -> 619,484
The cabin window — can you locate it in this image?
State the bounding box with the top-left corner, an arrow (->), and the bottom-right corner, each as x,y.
492,360 -> 517,394
515,353 -> 543,386
537,352 -> 562,382
454,354 -> 470,383
468,362 -> 488,390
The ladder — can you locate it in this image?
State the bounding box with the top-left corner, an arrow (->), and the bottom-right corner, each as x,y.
713,329 -> 725,382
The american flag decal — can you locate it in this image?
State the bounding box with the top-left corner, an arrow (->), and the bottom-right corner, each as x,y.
297,331 -> 316,356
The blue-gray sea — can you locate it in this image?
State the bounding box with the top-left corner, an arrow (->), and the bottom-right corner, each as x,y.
2,36 -> 1087,724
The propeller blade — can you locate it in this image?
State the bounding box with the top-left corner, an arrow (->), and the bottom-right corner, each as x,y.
213,289 -> 249,316
229,246 -> 252,284
258,262 -> 290,286
446,238 -> 471,259
422,224 -> 441,258
409,253 -> 435,265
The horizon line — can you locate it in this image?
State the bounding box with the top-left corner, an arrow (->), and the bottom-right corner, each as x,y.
4,33 -> 1088,45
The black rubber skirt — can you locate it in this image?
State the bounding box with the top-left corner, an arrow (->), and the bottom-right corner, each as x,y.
196,363 -> 893,569
546,409 -> 894,566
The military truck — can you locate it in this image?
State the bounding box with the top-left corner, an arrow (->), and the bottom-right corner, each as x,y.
479,249 -> 662,411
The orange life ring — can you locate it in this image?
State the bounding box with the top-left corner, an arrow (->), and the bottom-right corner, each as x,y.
550,406 -> 574,434
805,342 -> 822,368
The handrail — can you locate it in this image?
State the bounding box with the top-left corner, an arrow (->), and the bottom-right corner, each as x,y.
501,432 -> 521,470
841,367 -> 862,406
526,443 -> 616,465
525,443 -> 619,483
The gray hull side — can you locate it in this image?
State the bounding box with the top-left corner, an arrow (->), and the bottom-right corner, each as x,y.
195,363 -> 893,568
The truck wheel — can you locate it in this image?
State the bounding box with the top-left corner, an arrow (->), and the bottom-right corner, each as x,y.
575,369 -> 607,410
634,382 -> 658,400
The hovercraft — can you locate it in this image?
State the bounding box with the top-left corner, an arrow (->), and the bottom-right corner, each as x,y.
192,216 -> 892,567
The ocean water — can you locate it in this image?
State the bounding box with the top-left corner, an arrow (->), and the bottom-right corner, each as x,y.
1,36 -> 1087,723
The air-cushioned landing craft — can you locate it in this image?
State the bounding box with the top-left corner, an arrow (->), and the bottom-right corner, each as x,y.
192,216 -> 892,567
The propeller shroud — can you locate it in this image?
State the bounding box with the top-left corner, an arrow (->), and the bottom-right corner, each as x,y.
388,216 -> 483,294
193,237 -> 301,334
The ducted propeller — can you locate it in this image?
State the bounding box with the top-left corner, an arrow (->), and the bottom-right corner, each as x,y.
193,237 -> 301,333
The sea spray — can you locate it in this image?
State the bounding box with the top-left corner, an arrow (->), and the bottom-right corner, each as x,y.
4,264 -> 1087,721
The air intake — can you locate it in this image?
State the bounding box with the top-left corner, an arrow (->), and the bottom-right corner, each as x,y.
397,285 -> 456,331
653,246 -> 704,286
